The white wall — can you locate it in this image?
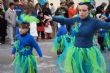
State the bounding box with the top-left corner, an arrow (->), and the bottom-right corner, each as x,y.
95,0 -> 108,6
48,0 -> 60,9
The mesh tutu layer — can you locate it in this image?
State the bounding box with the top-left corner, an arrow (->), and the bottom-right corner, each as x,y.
12,53 -> 38,73
57,46 -> 106,73
53,35 -> 75,53
53,35 -> 69,54
104,32 -> 110,49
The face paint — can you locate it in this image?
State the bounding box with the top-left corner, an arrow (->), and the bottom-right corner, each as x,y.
19,28 -> 28,35
78,5 -> 89,19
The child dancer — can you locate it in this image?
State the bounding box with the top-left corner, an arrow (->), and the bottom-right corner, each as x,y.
53,24 -> 72,73
53,25 -> 68,55
11,22 -> 43,73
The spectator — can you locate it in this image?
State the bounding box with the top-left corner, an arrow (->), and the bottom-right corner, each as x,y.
68,1 -> 77,18
37,11 -> 45,39
0,3 -> 7,44
55,2 -> 68,17
43,2 -> 52,16
5,2 -> 17,45
95,2 -> 107,15
14,0 -> 23,17
32,3 -> 42,17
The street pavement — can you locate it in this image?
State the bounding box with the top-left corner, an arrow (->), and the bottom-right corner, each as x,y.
0,39 -> 110,73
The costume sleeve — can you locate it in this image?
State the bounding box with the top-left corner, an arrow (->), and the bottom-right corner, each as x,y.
52,16 -> 77,25
12,47 -> 16,54
96,19 -> 110,30
57,28 -> 62,37
11,36 -> 19,54
16,27 -> 19,35
31,36 -> 43,57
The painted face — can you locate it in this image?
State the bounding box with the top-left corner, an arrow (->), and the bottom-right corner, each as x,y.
61,4 -> 65,7
78,5 -> 89,19
19,28 -> 28,35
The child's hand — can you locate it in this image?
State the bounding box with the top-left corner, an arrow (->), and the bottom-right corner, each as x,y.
11,54 -> 15,61
39,57 -> 44,63
44,15 -> 52,21
0,15 -> 3,18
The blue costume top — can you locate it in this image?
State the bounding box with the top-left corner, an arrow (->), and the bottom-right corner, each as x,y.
14,5 -> 23,16
12,33 -> 42,57
52,16 -> 110,48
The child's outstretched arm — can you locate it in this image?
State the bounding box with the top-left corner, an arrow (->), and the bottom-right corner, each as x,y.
11,39 -> 19,55
11,39 -> 19,61
44,15 -> 77,25
11,47 -> 16,61
12,47 -> 16,55
31,36 -> 43,57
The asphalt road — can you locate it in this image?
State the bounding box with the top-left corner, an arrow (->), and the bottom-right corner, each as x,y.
0,39 -> 110,73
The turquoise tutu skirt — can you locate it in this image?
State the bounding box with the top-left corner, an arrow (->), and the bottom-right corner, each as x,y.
53,35 -> 75,73
104,32 -> 110,50
53,35 -> 73,55
57,45 -> 106,73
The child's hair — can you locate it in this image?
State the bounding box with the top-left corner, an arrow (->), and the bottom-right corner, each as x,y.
19,22 -> 30,29
38,11 -> 43,15
44,19 -> 48,23
9,2 -> 14,7
78,2 -> 92,10
69,2 -> 74,6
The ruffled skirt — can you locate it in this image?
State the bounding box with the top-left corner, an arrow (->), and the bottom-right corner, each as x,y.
57,46 -> 106,73
12,53 -> 38,73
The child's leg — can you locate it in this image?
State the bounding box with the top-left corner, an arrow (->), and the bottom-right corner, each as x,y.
57,50 -> 63,55
45,33 -> 47,39
47,33 -> 51,39
41,31 -> 45,39
1,35 -> 6,44
34,69 -> 37,73
38,32 -> 40,39
98,36 -> 105,51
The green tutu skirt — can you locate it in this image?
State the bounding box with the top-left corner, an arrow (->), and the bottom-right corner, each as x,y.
12,41 -> 38,73
12,53 -> 38,73
58,46 -> 106,73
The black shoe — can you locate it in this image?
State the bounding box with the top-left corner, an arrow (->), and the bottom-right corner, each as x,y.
2,42 -> 5,44
1,41 -> 5,44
